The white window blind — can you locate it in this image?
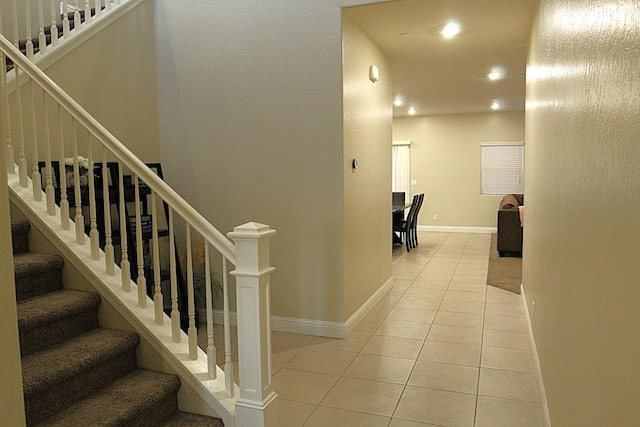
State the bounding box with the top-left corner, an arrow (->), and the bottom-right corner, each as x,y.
481,142 -> 524,195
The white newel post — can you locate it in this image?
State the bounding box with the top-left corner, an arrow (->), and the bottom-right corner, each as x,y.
228,222 -> 278,427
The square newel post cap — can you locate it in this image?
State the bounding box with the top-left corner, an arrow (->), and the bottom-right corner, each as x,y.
228,222 -> 276,272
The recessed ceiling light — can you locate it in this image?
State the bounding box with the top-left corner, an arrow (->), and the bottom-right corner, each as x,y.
488,70 -> 503,80
408,107 -> 416,115
491,102 -> 500,110
394,99 -> 403,106
440,22 -> 461,38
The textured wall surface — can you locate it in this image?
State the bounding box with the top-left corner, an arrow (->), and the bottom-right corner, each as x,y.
524,0 -> 640,425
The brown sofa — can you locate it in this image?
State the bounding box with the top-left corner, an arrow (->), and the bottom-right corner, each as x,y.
497,194 -> 523,257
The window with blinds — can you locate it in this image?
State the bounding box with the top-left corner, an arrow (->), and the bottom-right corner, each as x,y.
480,142 -> 524,195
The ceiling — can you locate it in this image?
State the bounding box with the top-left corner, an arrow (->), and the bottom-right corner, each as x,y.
343,0 -> 539,117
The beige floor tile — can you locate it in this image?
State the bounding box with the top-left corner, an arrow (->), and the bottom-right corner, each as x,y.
433,311 -> 484,328
485,302 -> 526,318
449,274 -> 487,285
321,377 -> 404,417
486,287 -> 523,305
427,324 -> 483,346
396,296 -> 442,310
439,299 -> 485,315
484,314 -> 527,333
272,331 -> 315,353
389,419 -> 440,427
481,346 -> 534,372
303,406 -> 390,427
415,273 -> 453,283
353,314 -> 385,335
410,279 -> 450,290
272,347 -> 303,368
475,396 -> 544,427
361,334 -> 425,359
394,386 -> 476,426
447,281 -> 487,293
375,319 -> 432,340
478,368 -> 539,402
483,329 -> 529,351
387,306 -> 437,324
419,340 -> 481,367
272,368 -> 339,404
307,332 -> 370,353
408,360 -> 479,394
393,270 -> 421,281
443,289 -> 487,303
271,399 -> 316,427
285,347 -> 357,376
404,287 -> 446,299
343,353 -> 415,384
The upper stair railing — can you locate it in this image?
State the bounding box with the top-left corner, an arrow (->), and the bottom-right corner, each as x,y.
1,33 -> 276,427
1,0 -> 135,67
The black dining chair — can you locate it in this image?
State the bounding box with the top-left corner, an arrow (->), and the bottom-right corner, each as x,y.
394,193 -> 424,252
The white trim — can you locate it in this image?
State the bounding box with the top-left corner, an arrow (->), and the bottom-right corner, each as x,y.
419,225 -> 496,234
392,140 -> 412,146
521,284 -> 552,427
480,141 -> 525,147
207,276 -> 394,339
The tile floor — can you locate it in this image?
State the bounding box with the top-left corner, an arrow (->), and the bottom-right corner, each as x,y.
205,232 -> 544,426
268,232 -> 543,427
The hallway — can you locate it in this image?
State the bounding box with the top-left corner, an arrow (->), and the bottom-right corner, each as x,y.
269,232 -> 543,426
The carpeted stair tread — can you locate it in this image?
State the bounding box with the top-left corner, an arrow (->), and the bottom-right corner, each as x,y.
21,327 -> 140,397
13,252 -> 64,277
159,411 -> 225,426
37,369 -> 181,426
17,289 -> 101,356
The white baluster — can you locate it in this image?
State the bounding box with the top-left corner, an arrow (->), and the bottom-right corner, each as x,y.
14,66 -> 28,187
102,148 -> 114,275
151,189 -> 163,324
30,79 -> 41,201
72,124 -> 85,244
118,163 -> 130,290
169,206 -> 180,342
94,0 -> 101,19
73,1 -> 81,32
186,225 -> 197,359
57,105 -> 69,229
62,1 -> 70,36
104,0 -> 111,12
83,0 -> 91,25
205,242 -> 217,379
134,174 -> 147,307
38,0 -> 47,55
49,0 -> 58,47
42,92 -> 55,215
11,0 -> 19,48
25,1 -> 35,59
223,257 -> 234,397
87,137 -> 99,259
1,51 -> 15,174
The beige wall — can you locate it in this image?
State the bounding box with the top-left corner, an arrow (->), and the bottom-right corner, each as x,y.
154,0 -> 390,328
393,111 -> 525,229
42,0 -> 160,162
342,17 -> 393,320
525,0 -> 640,425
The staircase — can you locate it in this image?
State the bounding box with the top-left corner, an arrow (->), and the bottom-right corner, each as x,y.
12,218 -> 224,426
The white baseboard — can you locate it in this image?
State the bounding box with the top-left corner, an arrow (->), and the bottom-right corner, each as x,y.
206,276 -> 394,339
521,284 -> 552,427
418,225 -> 496,234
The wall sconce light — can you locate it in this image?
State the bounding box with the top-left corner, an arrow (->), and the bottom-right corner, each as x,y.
369,65 -> 379,82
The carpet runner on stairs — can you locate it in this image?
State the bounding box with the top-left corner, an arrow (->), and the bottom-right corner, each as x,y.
11,219 -> 224,426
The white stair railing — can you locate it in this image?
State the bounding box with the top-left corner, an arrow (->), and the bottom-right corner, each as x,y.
1,35 -> 276,427
0,0 -> 136,67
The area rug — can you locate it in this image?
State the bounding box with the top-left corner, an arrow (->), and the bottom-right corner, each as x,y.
487,233 -> 522,294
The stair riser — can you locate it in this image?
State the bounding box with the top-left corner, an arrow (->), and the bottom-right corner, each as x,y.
15,270 -> 63,302
12,231 -> 30,255
20,309 -> 99,357
25,347 -> 138,426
